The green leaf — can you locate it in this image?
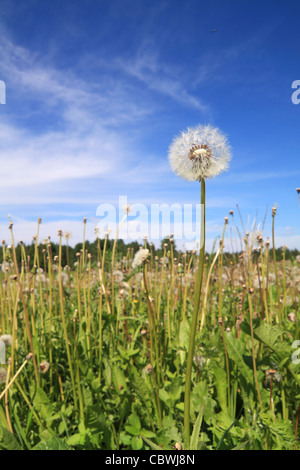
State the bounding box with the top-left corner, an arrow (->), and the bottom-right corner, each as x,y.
0,406 -> 9,430
32,385 -> 56,424
212,366 -> 228,414
32,436 -> 69,450
190,405 -> 205,450
224,333 -> 255,408
253,323 -> 286,349
66,433 -> 86,447
125,413 -> 141,436
140,434 -> 163,450
129,365 -> 154,410
131,435 -> 143,450
111,364 -> 128,392
214,414 -> 239,449
0,425 -> 22,450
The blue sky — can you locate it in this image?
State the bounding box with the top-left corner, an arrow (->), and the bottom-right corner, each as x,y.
0,0 -> 300,250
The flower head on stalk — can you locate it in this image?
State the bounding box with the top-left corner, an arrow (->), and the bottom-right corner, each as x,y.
132,248 -> 149,269
168,124 -> 231,181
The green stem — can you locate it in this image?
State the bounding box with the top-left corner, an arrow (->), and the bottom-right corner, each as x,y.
184,177 -> 205,450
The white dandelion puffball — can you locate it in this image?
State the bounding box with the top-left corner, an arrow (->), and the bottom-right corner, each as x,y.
168,124 -> 231,181
0,335 -> 12,347
132,248 -> 149,269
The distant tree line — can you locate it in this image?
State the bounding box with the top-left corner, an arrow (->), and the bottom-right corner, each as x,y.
0,237 -> 299,271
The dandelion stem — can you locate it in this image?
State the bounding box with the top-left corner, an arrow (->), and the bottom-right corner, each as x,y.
0,354 -> 33,401
184,177 -> 205,450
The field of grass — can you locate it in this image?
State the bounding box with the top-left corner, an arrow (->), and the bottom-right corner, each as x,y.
0,213 -> 300,450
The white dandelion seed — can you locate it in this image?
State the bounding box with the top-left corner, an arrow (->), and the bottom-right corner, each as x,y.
0,335 -> 12,347
168,124 -> 231,181
123,204 -> 132,215
132,248 -> 149,269
113,270 -> 124,283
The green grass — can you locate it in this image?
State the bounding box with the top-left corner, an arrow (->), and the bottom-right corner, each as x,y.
0,219 -> 300,450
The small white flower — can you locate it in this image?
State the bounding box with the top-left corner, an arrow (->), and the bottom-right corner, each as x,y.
168,124 -> 231,181
132,248 -> 149,269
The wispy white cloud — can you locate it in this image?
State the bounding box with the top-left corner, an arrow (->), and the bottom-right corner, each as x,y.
0,35 -> 169,205
112,47 -> 210,113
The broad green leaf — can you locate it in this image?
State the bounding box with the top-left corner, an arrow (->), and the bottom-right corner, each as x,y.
32,436 -> 69,450
32,386 -> 57,424
0,425 -> 22,450
125,413 -> 141,436
253,323 -> 286,349
224,333 -> 254,386
111,364 -> 128,392
140,434 -> 164,450
212,366 -> 228,414
190,405 -> 205,450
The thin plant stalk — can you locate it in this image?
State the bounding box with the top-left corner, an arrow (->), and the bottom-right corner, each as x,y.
199,247 -> 220,333
9,221 -> 39,385
0,354 -> 33,401
184,177 -> 205,450
58,231 -> 78,412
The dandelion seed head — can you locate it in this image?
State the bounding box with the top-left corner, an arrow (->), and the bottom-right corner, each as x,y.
132,248 -> 149,269
63,231 -> 72,240
288,312 -> 296,323
168,124 -> 231,181
113,270 -> 124,283
123,204 -> 132,214
0,335 -> 12,347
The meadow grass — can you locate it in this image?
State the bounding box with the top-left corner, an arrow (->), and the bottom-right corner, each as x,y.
0,213 -> 300,450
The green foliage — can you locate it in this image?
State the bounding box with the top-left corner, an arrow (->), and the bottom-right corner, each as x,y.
1,227 -> 300,451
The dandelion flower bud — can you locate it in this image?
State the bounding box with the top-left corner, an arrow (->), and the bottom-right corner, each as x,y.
142,364 -> 153,375
174,443 -> 182,450
168,124 -> 231,181
39,361 -> 50,374
288,312 -> 296,322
